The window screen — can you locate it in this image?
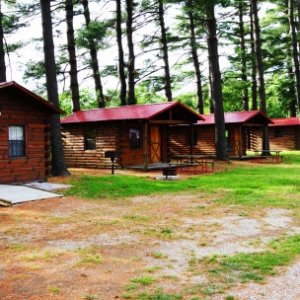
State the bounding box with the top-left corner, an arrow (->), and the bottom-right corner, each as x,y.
129,129 -> 141,149
274,129 -> 284,138
85,129 -> 97,150
9,125 -> 25,157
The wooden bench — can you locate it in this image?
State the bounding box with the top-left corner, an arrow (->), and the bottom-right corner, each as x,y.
172,155 -> 215,173
253,150 -> 283,163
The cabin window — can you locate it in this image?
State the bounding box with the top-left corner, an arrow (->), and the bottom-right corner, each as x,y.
129,128 -> 141,149
188,130 -> 197,146
9,125 -> 25,157
84,129 -> 97,150
274,129 -> 284,138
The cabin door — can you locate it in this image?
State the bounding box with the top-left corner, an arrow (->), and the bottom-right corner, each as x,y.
228,128 -> 240,157
150,125 -> 161,162
233,127 -> 242,156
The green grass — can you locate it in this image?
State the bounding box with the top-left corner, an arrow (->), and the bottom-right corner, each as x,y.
66,152 -> 300,297
137,288 -> 183,300
66,151 -> 300,208
81,294 -> 98,300
150,251 -> 167,259
76,246 -> 103,267
48,286 -> 60,294
202,235 -> 300,285
130,275 -> 156,286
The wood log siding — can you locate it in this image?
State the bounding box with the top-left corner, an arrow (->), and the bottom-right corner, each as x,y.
169,125 -> 265,157
0,96 -> 50,183
268,126 -> 300,150
62,121 -> 146,168
169,126 -> 215,156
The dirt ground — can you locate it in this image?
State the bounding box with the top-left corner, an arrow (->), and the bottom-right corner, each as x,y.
1,170 -> 300,299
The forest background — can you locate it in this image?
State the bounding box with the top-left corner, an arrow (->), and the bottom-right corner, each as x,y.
1,0 -> 299,118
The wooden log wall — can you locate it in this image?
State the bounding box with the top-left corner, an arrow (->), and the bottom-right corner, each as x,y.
118,121 -> 145,166
62,121 -> 146,168
249,127 -> 261,151
169,126 -> 215,156
269,126 -> 299,150
62,123 -> 118,168
0,96 -> 50,183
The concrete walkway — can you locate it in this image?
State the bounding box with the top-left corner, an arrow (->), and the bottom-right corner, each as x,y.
0,185 -> 61,206
25,182 -> 71,191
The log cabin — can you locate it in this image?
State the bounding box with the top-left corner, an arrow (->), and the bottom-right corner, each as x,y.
61,101 -> 203,170
268,117 -> 300,150
0,81 -> 61,183
169,110 -> 272,159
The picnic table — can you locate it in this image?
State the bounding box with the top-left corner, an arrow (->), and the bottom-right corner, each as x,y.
253,150 -> 283,163
172,155 -> 215,172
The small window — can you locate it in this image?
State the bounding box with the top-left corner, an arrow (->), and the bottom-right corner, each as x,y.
85,129 -> 96,150
188,130 -> 197,146
274,129 -> 284,138
129,128 -> 141,149
9,125 -> 25,157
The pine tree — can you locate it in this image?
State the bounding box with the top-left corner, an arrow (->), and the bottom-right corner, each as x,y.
0,0 -> 5,82
115,0 -> 127,105
238,0 -> 249,110
288,0 -> 300,113
251,0 -> 270,152
81,0 -> 105,107
65,0 -> 80,112
126,0 -> 136,104
40,0 -> 69,176
158,0 -> 172,101
205,1 -> 227,160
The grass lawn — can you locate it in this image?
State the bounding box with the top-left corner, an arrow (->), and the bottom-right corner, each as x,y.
2,151 -> 300,300
67,151 -> 300,208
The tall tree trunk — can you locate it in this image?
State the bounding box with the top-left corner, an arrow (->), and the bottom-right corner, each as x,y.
82,0 -> 105,107
188,9 -> 204,113
126,0 -> 136,105
0,1 -> 6,82
208,65 -> 214,113
297,0 -> 300,53
286,0 -> 297,116
40,0 -> 69,176
250,2 -> 257,110
206,3 -> 227,160
288,65 -> 297,116
238,0 -> 249,110
65,0 -> 80,112
158,0 -> 172,102
251,0 -> 269,152
116,0 -> 127,106
288,0 -> 300,112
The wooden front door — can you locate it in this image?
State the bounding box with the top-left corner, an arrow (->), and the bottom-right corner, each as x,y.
150,125 -> 161,162
228,128 -> 241,157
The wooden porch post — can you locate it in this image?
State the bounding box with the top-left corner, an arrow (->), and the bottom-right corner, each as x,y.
239,126 -> 243,158
261,125 -> 265,153
189,122 -> 194,158
144,121 -> 149,170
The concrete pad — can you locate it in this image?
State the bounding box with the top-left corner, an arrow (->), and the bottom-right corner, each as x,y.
155,175 -> 180,181
25,182 -> 71,191
0,185 -> 61,206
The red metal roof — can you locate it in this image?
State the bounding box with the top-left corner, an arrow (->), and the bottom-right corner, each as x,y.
197,110 -> 272,125
0,81 -> 61,113
61,101 -> 203,124
269,117 -> 300,127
